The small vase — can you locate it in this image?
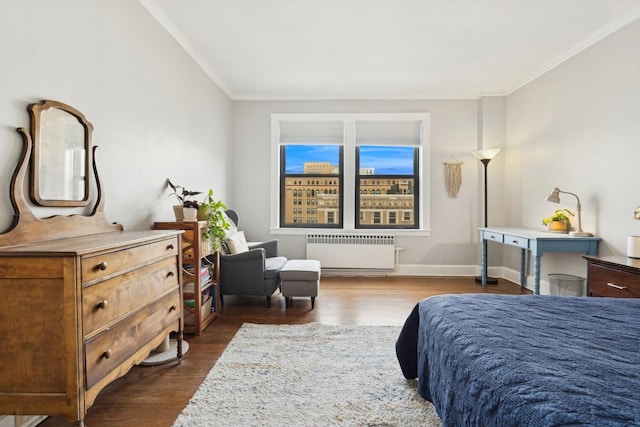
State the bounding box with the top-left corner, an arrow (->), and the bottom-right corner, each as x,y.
548,221 -> 568,233
197,205 -> 209,221
173,205 -> 184,221
183,207 -> 198,221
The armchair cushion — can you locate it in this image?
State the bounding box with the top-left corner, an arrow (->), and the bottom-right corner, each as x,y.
265,256 -> 288,280
227,230 -> 249,254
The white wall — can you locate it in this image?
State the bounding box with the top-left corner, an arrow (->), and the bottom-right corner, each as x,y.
0,0 -> 233,233
232,100 -> 487,273
504,18 -> 640,292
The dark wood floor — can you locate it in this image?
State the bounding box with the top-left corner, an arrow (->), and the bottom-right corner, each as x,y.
40,276 -> 530,427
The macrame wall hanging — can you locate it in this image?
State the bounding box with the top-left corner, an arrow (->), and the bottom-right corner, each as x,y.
443,156 -> 463,198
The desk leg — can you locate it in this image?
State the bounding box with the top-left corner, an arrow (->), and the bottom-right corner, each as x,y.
481,238 -> 488,287
520,249 -> 526,288
533,255 -> 541,295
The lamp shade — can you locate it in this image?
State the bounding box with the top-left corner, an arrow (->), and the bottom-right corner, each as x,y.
471,148 -> 501,161
545,187 -> 561,203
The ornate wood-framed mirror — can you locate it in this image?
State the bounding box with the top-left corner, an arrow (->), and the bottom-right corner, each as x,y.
29,100 -> 92,207
0,100 -> 121,246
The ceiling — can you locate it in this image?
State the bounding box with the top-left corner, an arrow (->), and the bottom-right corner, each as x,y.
141,0 -> 640,100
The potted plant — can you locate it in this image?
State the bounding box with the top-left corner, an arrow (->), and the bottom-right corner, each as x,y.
199,189 -> 230,251
167,179 -> 202,221
542,209 -> 574,233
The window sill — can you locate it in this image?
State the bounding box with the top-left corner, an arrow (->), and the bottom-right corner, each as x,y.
270,228 -> 431,237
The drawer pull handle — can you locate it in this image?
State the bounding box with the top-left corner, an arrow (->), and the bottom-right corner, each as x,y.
512,240 -> 518,244
167,244 -> 175,250
606,282 -> 628,290
97,261 -> 108,271
167,271 -> 175,278
101,349 -> 112,359
96,300 -> 108,310
490,236 -> 496,240
169,304 -> 177,312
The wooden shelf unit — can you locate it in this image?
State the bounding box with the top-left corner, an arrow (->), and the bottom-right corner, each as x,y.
154,221 -> 220,335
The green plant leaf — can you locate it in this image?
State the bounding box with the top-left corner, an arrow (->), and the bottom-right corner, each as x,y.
200,189 -> 230,251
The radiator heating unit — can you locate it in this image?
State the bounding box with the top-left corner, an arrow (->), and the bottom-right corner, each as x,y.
306,234 -> 395,270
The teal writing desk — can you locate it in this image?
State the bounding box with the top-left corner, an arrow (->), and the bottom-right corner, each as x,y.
479,227 -> 600,294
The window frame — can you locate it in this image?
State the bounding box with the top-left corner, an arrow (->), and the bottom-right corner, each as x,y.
270,113 -> 431,236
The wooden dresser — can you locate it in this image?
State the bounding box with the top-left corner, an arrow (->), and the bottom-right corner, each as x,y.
0,230 -> 183,425
583,255 -> 640,298
0,99 -> 184,426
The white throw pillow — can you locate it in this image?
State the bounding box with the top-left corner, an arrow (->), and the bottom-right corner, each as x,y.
227,230 -> 249,254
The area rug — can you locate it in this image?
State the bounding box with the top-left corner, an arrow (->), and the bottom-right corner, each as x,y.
173,323 -> 441,426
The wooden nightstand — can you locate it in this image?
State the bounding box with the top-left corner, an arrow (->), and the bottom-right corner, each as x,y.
583,255 -> 640,298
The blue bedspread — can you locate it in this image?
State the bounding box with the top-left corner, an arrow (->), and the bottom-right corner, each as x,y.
396,294 -> 640,426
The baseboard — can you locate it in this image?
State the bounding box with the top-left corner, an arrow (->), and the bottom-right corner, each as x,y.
322,264 -> 498,278
320,264 -> 545,293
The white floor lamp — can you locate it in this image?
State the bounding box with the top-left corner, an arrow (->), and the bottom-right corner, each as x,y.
472,148 -> 501,284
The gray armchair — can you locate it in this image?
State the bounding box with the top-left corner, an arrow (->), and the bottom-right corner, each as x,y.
219,210 -> 287,307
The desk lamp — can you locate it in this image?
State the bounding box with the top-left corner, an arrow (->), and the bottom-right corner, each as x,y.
545,187 -> 592,237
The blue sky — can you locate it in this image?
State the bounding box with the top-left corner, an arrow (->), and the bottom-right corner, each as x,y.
285,145 -> 413,175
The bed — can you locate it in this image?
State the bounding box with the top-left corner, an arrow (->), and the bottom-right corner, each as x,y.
395,294 -> 640,426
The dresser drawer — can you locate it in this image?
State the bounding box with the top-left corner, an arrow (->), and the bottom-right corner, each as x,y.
588,263 -> 640,298
85,290 -> 181,389
503,234 -> 529,249
82,237 -> 179,284
83,257 -> 179,337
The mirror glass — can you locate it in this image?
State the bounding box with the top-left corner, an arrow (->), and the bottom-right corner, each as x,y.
30,101 -> 91,206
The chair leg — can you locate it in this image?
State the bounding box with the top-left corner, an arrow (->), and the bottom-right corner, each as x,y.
220,294 -> 224,305
267,295 -> 271,308
311,296 -> 315,309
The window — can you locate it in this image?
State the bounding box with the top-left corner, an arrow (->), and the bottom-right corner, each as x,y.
356,145 -> 418,229
280,143 -> 343,228
271,113 -> 430,233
